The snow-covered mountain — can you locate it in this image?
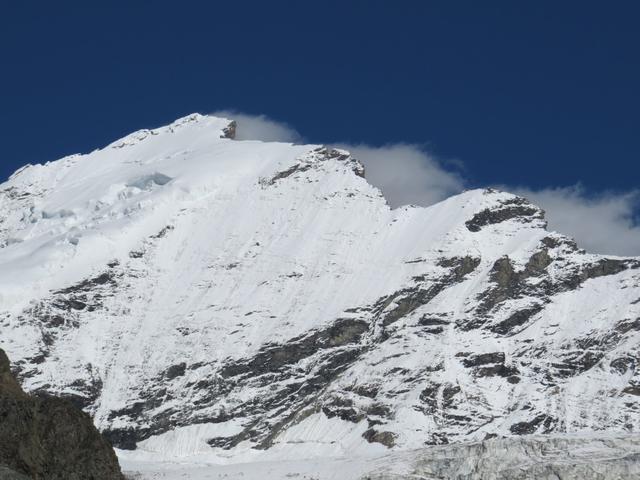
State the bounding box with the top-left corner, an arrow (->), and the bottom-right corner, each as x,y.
1,113 -> 639,468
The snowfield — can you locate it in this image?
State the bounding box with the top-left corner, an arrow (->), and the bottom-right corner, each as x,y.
0,113 -> 639,478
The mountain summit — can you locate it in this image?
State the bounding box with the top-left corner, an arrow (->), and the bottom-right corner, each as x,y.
1,114 -> 638,471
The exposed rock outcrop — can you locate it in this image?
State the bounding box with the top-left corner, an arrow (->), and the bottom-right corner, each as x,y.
0,349 -> 124,480
220,120 -> 237,139
465,194 -> 546,232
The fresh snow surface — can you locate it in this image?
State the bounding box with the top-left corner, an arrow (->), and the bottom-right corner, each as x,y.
1,113 -> 639,475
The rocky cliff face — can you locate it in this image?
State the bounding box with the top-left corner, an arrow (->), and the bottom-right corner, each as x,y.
0,349 -> 124,480
0,113 -> 638,464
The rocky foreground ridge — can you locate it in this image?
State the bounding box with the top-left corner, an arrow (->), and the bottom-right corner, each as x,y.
0,349 -> 123,479
0,114 -> 638,473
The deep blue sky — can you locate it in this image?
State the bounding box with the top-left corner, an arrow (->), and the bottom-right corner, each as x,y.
1,1 -> 638,193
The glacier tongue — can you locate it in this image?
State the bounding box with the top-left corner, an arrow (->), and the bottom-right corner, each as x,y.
120,434 -> 640,479
0,113 -> 639,466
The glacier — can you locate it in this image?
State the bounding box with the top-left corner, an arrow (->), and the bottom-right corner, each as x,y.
0,113 -> 638,478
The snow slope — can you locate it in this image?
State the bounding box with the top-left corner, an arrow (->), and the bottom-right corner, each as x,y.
0,114 -> 639,469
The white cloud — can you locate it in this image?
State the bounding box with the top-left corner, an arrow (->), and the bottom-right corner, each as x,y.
212,110 -> 301,143
512,186 -> 640,257
211,111 -> 640,257
336,144 -> 465,208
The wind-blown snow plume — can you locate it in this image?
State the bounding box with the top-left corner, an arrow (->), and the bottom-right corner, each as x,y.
336,143 -> 465,208
511,186 -> 640,256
